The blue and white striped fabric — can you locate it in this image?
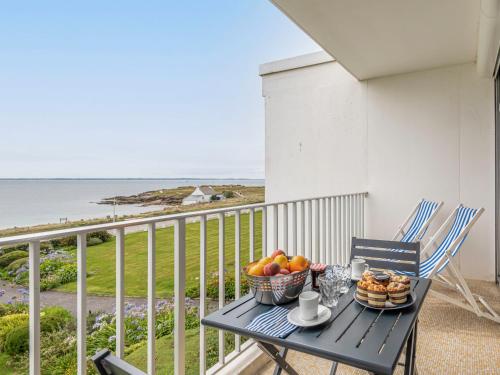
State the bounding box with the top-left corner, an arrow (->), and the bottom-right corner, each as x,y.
245,306 -> 297,338
401,199 -> 439,243
418,205 -> 477,278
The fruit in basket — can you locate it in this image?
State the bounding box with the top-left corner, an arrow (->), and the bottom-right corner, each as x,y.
248,263 -> 265,276
258,257 -> 273,266
270,249 -> 286,259
279,269 -> 290,275
289,255 -> 308,272
263,262 -> 280,276
273,254 -> 288,269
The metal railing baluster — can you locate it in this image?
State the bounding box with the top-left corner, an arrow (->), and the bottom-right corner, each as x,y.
199,216 -> 207,375
115,228 -> 125,359
77,234 -> 87,375
174,219 -> 186,375
29,241 -> 40,375
249,208 -> 255,262
234,210 -> 241,352
147,223 -> 156,375
218,213 -> 225,365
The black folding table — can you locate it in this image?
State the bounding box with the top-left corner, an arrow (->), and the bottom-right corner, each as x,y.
202,277 -> 431,375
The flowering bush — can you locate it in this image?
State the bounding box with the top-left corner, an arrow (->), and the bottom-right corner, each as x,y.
4,250 -> 78,291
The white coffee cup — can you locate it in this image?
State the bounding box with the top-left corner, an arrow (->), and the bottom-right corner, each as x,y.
351,259 -> 369,279
299,291 -> 320,321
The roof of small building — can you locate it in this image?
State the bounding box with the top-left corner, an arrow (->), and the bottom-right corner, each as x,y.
199,186 -> 216,195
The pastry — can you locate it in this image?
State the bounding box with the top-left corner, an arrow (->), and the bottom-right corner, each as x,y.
390,275 -> 411,291
356,280 -> 370,301
387,282 -> 408,304
367,283 -> 387,307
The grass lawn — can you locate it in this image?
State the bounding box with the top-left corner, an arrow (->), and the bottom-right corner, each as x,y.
58,211 -> 263,297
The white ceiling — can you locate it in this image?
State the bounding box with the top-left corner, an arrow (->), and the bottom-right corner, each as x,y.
270,0 -> 481,80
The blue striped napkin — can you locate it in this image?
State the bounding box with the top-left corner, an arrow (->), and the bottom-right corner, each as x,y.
245,306 -> 297,338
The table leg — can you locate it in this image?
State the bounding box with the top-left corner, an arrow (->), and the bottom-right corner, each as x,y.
257,342 -> 299,375
273,348 -> 288,375
329,361 -> 338,375
404,322 -> 418,375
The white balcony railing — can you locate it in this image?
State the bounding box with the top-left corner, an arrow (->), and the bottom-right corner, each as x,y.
0,192 -> 367,375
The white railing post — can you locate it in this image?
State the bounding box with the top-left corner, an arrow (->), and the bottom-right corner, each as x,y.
147,223 -> 156,375
77,234 -> 87,375
235,210 -> 241,352
306,200 -> 312,260
272,204 -> 278,251
29,241 -> 40,375
361,194 -> 365,236
249,208 -> 255,262
115,228 -> 125,359
313,199 -> 320,263
326,198 -> 331,264
300,201 -> 305,257
199,215 -> 207,375
262,207 -> 267,256
282,204 -> 288,252
174,219 -> 186,375
320,198 -> 326,263
218,213 -> 225,365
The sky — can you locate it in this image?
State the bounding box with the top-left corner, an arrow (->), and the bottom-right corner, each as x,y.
0,1 -> 318,179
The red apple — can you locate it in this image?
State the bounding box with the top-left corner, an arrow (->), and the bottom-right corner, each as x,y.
263,262 -> 280,276
270,249 -> 286,259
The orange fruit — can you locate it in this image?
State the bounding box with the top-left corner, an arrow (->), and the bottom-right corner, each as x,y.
258,257 -> 273,266
289,255 -> 308,272
273,254 -> 288,270
248,263 -> 265,276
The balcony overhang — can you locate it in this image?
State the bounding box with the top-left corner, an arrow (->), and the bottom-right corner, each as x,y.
270,0 -> 500,80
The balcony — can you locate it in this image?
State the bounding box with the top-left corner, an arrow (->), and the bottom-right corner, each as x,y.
0,192 -> 367,375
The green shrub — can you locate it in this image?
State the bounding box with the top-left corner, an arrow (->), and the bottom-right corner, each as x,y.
42,306 -> 74,325
0,303 -> 28,317
0,313 -> 28,350
57,263 -> 78,284
1,306 -> 73,355
223,191 -> 235,198
4,325 -> 29,355
87,237 -> 103,246
6,257 -> 28,272
90,231 -> 112,243
0,244 -> 28,256
50,231 -> 112,249
0,251 -> 28,268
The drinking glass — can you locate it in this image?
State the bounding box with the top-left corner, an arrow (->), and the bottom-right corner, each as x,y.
318,273 -> 341,307
340,265 -> 351,293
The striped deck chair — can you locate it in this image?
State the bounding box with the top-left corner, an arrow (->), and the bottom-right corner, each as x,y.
392,199 -> 443,245
417,205 -> 499,323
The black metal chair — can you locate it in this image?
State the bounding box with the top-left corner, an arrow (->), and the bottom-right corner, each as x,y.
92,349 -> 146,375
350,237 -> 420,276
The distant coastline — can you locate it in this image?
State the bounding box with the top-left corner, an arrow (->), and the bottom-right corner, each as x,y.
0,179 -> 264,232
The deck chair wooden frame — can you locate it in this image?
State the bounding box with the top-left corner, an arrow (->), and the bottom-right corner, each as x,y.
392,199 -> 443,246
421,205 -> 499,323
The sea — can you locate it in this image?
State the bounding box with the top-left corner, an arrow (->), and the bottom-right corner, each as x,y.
0,179 -> 264,230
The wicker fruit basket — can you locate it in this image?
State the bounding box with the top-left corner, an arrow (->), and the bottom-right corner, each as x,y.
243,257 -> 310,305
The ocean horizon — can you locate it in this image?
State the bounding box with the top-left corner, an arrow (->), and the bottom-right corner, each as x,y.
0,178 -> 264,229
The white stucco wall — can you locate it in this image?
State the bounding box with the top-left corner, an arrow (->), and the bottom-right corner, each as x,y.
262,55 -> 495,281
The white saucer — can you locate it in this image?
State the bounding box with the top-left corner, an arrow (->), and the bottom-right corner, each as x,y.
287,305 -> 332,327
351,274 -> 362,281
